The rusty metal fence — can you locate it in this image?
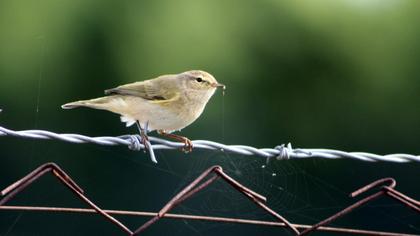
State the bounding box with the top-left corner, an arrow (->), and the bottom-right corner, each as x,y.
0,162 -> 419,235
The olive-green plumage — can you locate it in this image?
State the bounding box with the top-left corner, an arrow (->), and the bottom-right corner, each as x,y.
62,70 -> 225,133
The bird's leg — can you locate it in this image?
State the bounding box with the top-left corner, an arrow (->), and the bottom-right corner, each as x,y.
136,121 -> 150,152
158,130 -> 193,153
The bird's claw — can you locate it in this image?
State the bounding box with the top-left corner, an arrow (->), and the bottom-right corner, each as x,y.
140,133 -> 150,152
181,138 -> 193,153
157,130 -> 193,153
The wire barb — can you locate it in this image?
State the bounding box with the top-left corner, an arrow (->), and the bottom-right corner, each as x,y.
1,124 -> 420,163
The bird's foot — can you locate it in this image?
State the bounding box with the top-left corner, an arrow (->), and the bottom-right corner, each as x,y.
158,130 -> 193,153
140,132 -> 150,152
181,137 -> 193,153
136,121 -> 151,153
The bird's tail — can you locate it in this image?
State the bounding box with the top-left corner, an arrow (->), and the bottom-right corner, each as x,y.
61,97 -> 112,110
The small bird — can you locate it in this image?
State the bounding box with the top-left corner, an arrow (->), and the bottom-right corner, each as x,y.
62,70 -> 225,152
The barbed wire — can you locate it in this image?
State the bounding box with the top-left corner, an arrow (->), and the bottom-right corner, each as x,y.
1,124 -> 420,163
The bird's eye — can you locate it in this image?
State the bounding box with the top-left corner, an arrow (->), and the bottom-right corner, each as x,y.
195,77 -> 203,82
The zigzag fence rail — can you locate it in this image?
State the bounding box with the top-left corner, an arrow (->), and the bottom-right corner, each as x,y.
0,163 -> 419,235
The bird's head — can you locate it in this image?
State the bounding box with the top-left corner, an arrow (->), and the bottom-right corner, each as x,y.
181,70 -> 224,89
177,70 -> 225,102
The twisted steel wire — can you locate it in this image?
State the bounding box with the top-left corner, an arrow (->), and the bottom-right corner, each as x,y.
1,125 -> 419,163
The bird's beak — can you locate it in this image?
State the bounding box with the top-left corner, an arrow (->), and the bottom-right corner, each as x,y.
211,83 -> 226,90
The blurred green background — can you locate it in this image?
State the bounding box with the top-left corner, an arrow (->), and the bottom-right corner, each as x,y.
0,0 -> 419,235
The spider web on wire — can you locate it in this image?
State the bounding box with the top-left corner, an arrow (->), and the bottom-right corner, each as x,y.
132,149 -> 419,235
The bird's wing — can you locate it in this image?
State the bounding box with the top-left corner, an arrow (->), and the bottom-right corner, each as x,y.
104,75 -> 178,102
